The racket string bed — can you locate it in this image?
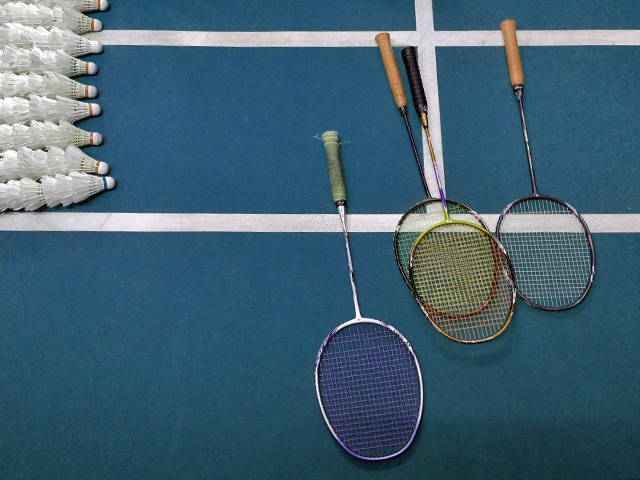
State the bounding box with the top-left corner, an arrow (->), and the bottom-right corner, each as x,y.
499,197 -> 593,309
317,322 -> 422,460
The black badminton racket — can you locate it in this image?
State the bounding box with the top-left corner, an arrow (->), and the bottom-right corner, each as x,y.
401,51 -> 517,343
497,20 -> 595,310
315,131 -> 423,460
396,45 -> 488,284
375,33 -> 487,289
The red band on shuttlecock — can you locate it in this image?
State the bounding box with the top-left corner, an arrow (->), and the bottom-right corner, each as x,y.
94,162 -> 101,174
89,104 -> 93,116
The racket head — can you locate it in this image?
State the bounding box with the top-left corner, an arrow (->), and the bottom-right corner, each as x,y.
394,198 -> 488,288
496,193 -> 595,310
315,318 -> 423,461
409,221 -> 516,343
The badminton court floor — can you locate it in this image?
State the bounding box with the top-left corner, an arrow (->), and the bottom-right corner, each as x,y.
0,1 -> 638,479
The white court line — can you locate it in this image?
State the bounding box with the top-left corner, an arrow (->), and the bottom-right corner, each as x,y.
87,29 -> 640,47
413,0 -> 445,197
77,26 -> 640,234
0,213 -> 638,233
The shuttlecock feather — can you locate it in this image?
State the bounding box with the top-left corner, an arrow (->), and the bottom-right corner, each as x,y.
0,96 -> 29,123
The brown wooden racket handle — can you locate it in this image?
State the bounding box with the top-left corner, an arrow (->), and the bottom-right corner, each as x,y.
375,32 -> 407,109
500,20 -> 523,86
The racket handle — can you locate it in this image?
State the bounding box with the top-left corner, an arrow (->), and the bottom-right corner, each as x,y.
375,32 -> 407,110
500,20 -> 524,86
400,46 -> 429,127
322,131 -> 346,206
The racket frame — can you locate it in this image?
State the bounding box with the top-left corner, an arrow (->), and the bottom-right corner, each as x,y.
496,192 -> 595,310
314,317 -> 424,461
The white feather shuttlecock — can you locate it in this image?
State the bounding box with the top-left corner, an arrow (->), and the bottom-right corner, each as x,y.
0,3 -> 102,34
0,46 -> 98,77
0,72 -> 96,99
0,120 -> 102,151
0,24 -> 103,56
0,145 -> 108,181
40,171 -> 114,207
0,94 -> 101,124
0,171 -> 114,211
0,0 -> 108,12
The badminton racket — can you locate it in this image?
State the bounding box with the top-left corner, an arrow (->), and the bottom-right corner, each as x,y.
497,20 -> 595,310
402,56 -> 516,343
375,34 -> 487,289
315,130 -> 423,461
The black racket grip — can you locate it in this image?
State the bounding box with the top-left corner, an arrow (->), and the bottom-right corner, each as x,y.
401,47 -> 429,125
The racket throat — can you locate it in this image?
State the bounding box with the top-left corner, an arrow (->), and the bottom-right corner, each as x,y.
513,85 -> 539,195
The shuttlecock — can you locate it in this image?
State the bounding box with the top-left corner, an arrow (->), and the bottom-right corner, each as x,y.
0,95 -> 101,124
0,46 -> 98,77
0,171 -> 113,210
0,24 -> 103,57
0,3 -> 101,34
0,72 -> 97,99
0,120 -> 102,151
0,0 -> 108,12
0,144 -> 107,181
40,171 -> 114,207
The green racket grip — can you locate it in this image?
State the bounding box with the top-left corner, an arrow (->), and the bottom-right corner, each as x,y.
501,19 -> 524,87
375,32 -> 407,110
322,131 -> 346,206
400,46 -> 429,127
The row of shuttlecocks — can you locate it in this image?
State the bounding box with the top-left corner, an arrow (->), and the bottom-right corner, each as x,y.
0,0 -> 112,211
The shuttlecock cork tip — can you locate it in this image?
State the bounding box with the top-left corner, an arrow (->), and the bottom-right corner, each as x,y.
90,132 -> 103,145
86,85 -> 98,98
99,0 -> 110,11
90,41 -> 103,54
96,161 -> 109,175
91,19 -> 103,32
86,62 -> 99,75
89,103 -> 102,117
104,177 -> 116,190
